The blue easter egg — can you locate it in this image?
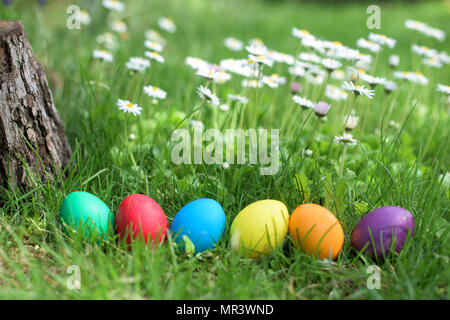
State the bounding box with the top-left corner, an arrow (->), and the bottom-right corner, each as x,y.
170,199 -> 226,253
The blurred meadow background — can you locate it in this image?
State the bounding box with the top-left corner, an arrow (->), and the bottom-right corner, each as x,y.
0,0 -> 449,299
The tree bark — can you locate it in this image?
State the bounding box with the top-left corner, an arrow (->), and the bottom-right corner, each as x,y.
0,20 -> 72,191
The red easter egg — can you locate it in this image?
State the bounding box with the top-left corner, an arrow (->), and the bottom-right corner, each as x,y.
115,194 -> 168,246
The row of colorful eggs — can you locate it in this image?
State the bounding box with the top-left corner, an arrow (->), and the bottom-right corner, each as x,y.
59,191 -> 415,261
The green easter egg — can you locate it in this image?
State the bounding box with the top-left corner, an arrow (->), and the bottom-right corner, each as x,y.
60,191 -> 113,239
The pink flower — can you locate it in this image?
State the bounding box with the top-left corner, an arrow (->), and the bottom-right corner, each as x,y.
313,101 -> 331,117
291,82 -> 302,95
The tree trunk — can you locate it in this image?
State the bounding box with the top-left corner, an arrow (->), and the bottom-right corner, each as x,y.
0,20 -> 72,191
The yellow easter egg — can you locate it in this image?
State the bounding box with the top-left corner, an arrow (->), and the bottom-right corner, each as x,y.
230,200 -> 289,259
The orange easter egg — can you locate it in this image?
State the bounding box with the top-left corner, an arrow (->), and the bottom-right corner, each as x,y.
289,203 -> 344,260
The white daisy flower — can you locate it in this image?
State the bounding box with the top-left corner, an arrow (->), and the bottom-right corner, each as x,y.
389,54 -> 400,68
423,26 -> 445,42
439,51 -> 450,65
228,94 -> 248,104
383,80 -> 398,93
405,19 -> 428,33
262,76 -> 279,88
96,32 -> 118,50
334,133 -> 358,146
93,49 -> 113,62
437,84 -> 450,95
196,65 -> 220,80
292,27 -> 314,40
341,81 -> 375,99
189,120 -> 205,129
356,52 -> 373,65
267,50 -> 295,65
110,20 -> 127,33
143,85 -> 167,100
301,37 -> 323,53
299,52 -> 321,64
393,71 -> 429,85
242,79 -> 263,88
102,0 -> 124,12
357,38 -> 381,53
224,37 -> 243,51
158,17 -> 176,33
126,57 -> 150,73
248,54 -> 273,68
330,69 -> 346,81
355,60 -> 371,71
248,38 -> 266,49
246,44 -> 268,56
368,33 -> 396,48
219,104 -> 230,111
338,49 -> 361,61
358,73 -> 387,87
344,115 -> 359,131
145,29 -> 166,45
288,64 -> 306,77
214,70 -> 232,84
185,56 -> 209,70
423,57 -> 443,68
412,45 -> 439,59
305,70 -> 326,85
264,73 -> 286,85
405,20 -> 445,41
144,40 -> 164,52
78,10 -> 91,25
197,85 -> 220,106
117,99 -> 142,116
145,51 -> 165,63
321,58 -> 342,71
325,85 -> 348,101
292,95 -> 314,109
304,149 -> 313,157
220,59 -> 253,77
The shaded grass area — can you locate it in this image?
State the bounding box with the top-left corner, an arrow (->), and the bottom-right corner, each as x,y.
0,0 -> 449,299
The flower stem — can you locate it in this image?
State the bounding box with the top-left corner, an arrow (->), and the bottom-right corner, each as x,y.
340,145 -> 347,178
308,118 -> 321,148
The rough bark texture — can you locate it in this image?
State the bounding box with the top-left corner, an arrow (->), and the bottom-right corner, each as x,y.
0,20 -> 72,191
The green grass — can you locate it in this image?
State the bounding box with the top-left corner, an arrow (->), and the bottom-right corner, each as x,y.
0,0 -> 449,299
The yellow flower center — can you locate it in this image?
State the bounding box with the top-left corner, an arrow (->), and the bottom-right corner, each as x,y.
333,41 -> 342,46
126,103 -> 133,108
152,87 -> 158,92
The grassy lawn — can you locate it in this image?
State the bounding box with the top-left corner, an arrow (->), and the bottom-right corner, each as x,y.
0,0 -> 449,299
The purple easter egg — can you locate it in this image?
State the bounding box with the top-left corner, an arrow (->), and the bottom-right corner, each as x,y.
352,206 -> 414,260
